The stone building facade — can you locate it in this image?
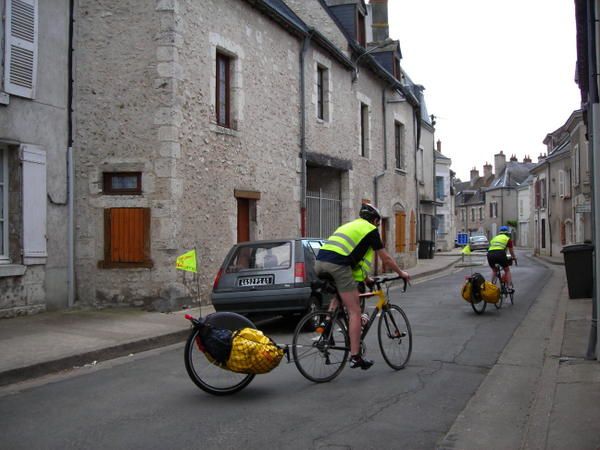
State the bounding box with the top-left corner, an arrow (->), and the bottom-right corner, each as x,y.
72,0 -> 428,308
531,110 -> 590,256
0,0 -> 71,317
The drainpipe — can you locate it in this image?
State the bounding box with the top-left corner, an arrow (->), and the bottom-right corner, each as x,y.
586,0 -> 599,360
67,0 -> 75,307
382,87 -> 387,171
414,110 -> 420,250
299,30 -> 314,237
373,172 -> 385,207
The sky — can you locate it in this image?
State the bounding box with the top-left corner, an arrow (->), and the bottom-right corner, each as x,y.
386,0 -> 581,182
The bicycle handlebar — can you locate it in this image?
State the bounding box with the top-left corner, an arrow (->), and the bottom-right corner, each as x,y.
371,275 -> 408,292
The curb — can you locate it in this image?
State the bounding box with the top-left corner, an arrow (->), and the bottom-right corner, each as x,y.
412,257 -> 463,281
0,329 -> 190,387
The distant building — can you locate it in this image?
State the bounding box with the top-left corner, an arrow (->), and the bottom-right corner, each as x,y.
484,152 -> 536,241
434,141 -> 454,251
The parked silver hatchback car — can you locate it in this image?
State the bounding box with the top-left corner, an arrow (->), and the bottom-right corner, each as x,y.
469,235 -> 490,251
211,238 -> 331,318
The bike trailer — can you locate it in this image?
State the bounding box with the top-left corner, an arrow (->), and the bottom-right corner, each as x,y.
461,272 -> 485,303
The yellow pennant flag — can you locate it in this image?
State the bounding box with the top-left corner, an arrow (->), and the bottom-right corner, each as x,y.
176,249 -> 197,273
461,244 -> 472,255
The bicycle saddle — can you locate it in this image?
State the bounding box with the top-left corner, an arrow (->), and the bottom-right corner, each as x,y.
311,273 -> 337,293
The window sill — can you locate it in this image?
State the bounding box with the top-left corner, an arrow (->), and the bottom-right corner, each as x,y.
210,123 -> 239,137
395,168 -> 407,175
0,92 -> 9,106
98,260 -> 154,269
0,264 -> 27,278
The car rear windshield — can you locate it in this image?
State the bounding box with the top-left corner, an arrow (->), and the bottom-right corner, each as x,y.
226,242 -> 292,272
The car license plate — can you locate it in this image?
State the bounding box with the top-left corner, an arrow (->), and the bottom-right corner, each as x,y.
238,275 -> 274,287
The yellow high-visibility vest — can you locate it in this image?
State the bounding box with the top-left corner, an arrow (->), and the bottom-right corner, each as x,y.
488,234 -> 510,251
321,218 -> 377,281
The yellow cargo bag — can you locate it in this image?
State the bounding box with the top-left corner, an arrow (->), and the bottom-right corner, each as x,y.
226,327 -> 284,374
461,280 -> 472,302
481,281 -> 500,304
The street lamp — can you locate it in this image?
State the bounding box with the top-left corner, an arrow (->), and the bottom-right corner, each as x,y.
352,38 -> 395,82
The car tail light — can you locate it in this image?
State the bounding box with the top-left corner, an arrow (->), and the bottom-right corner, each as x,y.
213,268 -> 223,290
294,262 -> 306,283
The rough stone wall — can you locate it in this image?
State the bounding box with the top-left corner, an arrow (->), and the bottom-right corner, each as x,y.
177,0 -> 302,302
72,0 -> 422,308
74,1 -> 172,306
285,0 -> 351,56
74,0 -> 304,306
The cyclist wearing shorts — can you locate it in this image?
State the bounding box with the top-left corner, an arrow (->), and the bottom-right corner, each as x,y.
315,203 -> 411,370
487,225 -> 517,288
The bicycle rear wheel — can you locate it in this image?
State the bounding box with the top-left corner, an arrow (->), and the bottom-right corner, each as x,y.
471,295 -> 487,314
292,311 -> 349,383
378,305 -> 412,370
184,328 -> 254,396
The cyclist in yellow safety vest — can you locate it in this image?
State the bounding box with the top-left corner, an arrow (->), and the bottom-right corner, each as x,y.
315,203 -> 411,370
487,225 -> 517,288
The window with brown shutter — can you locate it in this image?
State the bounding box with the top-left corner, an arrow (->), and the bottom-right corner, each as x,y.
395,211 -> 406,253
409,211 -> 417,251
100,208 -> 152,268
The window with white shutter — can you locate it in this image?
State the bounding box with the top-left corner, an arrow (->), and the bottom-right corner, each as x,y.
21,144 -> 46,264
558,170 -> 565,198
4,0 -> 38,98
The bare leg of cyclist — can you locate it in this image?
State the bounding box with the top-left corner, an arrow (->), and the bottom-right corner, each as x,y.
504,266 -> 513,286
490,267 -> 499,283
338,290 -> 373,369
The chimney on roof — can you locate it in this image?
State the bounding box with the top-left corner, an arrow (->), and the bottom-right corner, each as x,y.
510,154 -> 518,162
483,162 -> 493,178
494,151 -> 506,176
523,155 -> 532,163
436,140 -> 441,152
538,153 -> 546,162
470,167 -> 479,185
371,0 -> 389,42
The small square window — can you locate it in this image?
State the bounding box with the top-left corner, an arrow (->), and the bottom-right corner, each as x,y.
103,172 -> 142,195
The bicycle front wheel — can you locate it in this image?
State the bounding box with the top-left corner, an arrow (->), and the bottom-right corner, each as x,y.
184,328 -> 254,396
378,305 -> 412,370
292,312 -> 349,383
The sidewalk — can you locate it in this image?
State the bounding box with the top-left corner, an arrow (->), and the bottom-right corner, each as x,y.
438,252 -> 600,450
0,249 -> 463,387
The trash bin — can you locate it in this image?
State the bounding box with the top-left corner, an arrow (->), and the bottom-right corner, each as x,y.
561,243 -> 594,299
418,240 -> 435,259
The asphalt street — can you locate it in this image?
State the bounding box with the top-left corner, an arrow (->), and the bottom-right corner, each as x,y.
0,252 -> 550,450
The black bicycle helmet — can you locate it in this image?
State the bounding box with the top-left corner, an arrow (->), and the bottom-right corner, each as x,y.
359,203 -> 381,222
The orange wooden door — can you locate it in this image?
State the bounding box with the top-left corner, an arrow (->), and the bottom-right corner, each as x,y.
237,198 -> 250,243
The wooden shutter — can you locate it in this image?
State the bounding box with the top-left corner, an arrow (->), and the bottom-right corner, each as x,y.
21,144 -> 46,264
409,211 -> 417,251
395,212 -> 406,253
534,180 -> 540,208
104,208 -> 151,265
4,0 -> 38,98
